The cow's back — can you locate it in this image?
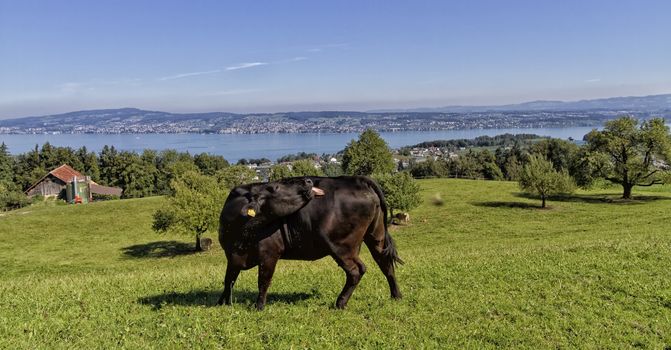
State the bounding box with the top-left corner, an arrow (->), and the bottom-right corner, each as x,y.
290,176 -> 385,244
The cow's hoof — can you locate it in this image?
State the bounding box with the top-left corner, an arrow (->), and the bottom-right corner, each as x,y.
255,303 -> 265,311
391,292 -> 403,300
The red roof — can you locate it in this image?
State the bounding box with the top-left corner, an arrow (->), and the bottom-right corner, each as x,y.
49,164 -> 85,183
24,164 -> 86,195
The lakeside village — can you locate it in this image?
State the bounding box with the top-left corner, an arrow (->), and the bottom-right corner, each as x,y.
243,146 -> 458,181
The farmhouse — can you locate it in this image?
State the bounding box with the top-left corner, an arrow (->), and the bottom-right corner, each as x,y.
25,164 -> 123,203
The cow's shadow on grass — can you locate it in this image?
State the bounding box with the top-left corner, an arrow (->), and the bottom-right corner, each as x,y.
138,289 -> 316,310
121,240 -> 196,259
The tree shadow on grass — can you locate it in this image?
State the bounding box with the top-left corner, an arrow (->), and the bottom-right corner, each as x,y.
514,192 -> 671,205
121,240 -> 197,259
472,201 -> 542,209
138,289 -> 316,310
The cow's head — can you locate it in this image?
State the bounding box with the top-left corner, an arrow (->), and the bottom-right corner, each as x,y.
241,177 -> 325,219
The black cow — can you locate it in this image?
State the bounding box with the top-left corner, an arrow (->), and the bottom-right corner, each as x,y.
217,176 -> 403,310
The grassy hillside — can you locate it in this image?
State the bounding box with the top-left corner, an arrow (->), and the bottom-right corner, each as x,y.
1,179 -> 670,349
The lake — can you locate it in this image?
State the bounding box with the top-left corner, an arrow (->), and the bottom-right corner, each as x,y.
0,126 -> 597,161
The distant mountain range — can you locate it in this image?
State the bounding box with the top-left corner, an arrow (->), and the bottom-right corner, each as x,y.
368,94 -> 671,113
0,94 -> 669,134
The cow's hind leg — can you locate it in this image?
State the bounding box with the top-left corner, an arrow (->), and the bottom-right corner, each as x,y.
364,235 -> 402,299
335,256 -> 366,309
218,264 -> 241,305
256,253 -> 280,311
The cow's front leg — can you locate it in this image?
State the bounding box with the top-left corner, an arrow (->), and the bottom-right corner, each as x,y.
256,253 -> 279,310
218,264 -> 241,305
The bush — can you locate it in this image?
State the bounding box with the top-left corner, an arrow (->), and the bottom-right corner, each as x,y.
0,190 -> 31,211
92,193 -> 120,201
373,172 -> 421,217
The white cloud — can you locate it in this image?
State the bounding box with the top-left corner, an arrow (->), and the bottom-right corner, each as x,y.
159,70 -> 221,81
307,43 -> 349,53
585,78 -> 601,83
225,62 -> 268,71
57,82 -> 85,94
210,88 -> 262,96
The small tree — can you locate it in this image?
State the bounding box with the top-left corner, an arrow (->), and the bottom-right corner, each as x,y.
152,171 -> 227,251
518,154 -> 575,208
585,117 -> 671,199
374,172 -> 421,218
342,129 -> 395,176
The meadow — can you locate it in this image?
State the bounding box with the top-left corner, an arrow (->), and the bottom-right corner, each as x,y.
1,179 -> 670,349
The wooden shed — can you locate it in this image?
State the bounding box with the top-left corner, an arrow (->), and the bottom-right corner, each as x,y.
25,164 -> 123,202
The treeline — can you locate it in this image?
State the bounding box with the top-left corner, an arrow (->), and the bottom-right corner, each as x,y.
405,138 -> 591,184
406,133 -> 547,150
0,142 -> 232,207
0,143 -> 342,211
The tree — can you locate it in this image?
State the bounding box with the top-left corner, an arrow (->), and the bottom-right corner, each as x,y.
194,153 -> 229,176
77,146 -> 100,182
0,143 -> 13,186
114,151 -> 156,198
322,162 -> 344,177
99,145 -> 121,187
269,160 -> 325,180
585,117 -> 671,199
449,150 -> 481,179
216,165 -> 257,189
373,172 -> 421,218
530,138 -> 579,172
152,171 -> 227,251
268,164 -> 293,181
518,154 -> 575,208
342,129 -> 395,176
409,158 -> 449,178
291,159 -> 324,177
155,152 -> 198,195
477,150 -> 503,180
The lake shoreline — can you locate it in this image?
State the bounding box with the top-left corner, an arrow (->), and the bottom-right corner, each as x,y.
1,127 -> 599,161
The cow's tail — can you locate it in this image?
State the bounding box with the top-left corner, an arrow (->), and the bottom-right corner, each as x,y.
366,177 -> 404,267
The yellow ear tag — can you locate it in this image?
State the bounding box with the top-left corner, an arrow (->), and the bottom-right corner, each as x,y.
247,208 -> 256,217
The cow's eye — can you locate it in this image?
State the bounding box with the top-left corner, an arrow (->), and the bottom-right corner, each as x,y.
265,185 -> 275,193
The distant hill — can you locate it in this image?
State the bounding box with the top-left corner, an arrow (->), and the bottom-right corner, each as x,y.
369,94 -> 671,113
1,94 -> 669,134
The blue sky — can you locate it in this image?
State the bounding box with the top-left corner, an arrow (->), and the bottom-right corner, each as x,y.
1,0 -> 670,117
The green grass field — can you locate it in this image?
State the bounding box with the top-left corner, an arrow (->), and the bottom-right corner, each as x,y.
1,179 -> 670,349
